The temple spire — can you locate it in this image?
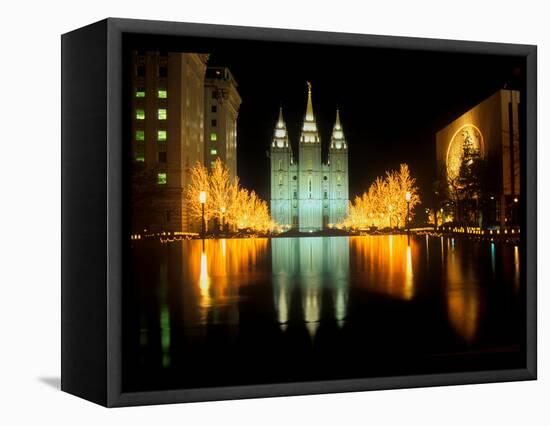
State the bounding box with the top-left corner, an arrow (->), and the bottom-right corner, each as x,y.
331,108 -> 346,149
277,105 -> 284,126
272,106 -> 289,148
305,81 -> 314,121
300,82 -> 320,143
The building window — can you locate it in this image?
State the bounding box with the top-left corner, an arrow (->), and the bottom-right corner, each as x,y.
279,174 -> 283,185
210,161 -> 216,169
158,108 -> 167,120
211,119 -> 217,127
135,153 -> 145,162
136,66 -> 145,77
136,130 -> 145,141
135,88 -> 145,98
136,109 -> 145,120
308,177 -> 312,199
157,173 -> 167,185
210,149 -> 217,155
159,66 -> 167,77
324,191 -> 328,199
211,105 -> 217,113
293,191 -> 297,199
278,159 -> 283,170
337,175 -> 341,184
210,132 -> 217,141
212,90 -> 217,98
157,130 -> 167,141
158,152 -> 167,163
158,89 -> 167,99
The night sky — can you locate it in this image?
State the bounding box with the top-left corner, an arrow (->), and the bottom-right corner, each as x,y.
126,33 -> 525,212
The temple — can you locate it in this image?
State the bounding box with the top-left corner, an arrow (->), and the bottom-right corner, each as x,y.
270,83 -> 349,231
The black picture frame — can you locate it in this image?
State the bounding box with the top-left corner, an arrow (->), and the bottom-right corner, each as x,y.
61,17 -> 537,407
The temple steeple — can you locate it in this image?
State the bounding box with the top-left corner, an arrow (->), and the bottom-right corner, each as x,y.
272,106 -> 289,148
305,82 -> 314,121
330,109 -> 347,150
300,82 -> 320,143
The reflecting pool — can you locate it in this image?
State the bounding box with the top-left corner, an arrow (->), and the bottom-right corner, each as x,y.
123,235 -> 524,392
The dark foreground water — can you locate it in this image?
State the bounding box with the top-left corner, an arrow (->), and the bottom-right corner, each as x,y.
123,235 -> 525,392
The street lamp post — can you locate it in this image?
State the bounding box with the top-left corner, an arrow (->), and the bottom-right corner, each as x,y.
199,191 -> 206,238
220,206 -> 226,233
405,191 -> 411,233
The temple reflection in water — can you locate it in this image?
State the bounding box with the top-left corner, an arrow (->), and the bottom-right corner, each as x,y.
126,234 -> 523,391
170,235 -> 518,342
272,237 -> 349,336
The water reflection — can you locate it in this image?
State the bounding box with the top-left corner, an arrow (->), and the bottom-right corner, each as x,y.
159,263 -> 170,368
183,238 -> 268,326
128,235 -> 524,389
445,238 -> 481,344
272,237 -> 350,337
350,235 -> 416,300
514,246 -> 520,292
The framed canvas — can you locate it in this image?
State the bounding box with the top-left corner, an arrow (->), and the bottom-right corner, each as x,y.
61,18 -> 537,407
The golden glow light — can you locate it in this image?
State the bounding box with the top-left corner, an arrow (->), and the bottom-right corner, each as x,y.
186,158 -> 275,233
342,164 -> 420,229
445,123 -> 485,183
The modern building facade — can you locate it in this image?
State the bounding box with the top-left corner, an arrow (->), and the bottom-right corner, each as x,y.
435,89 -> 521,227
131,53 -> 241,234
270,84 -> 349,231
203,67 -> 242,178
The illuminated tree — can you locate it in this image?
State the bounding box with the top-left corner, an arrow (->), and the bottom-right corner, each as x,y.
444,132 -> 489,226
186,158 -> 275,233
186,161 -> 213,228
342,163 -> 420,230
209,158 -> 239,226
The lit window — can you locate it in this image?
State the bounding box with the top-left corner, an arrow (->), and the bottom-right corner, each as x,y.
135,153 -> 145,162
136,130 -> 145,141
158,89 -> 167,99
210,149 -> 217,155
157,130 -> 167,141
210,132 -> 217,141
136,109 -> 145,120
158,108 -> 167,120
135,88 -> 145,98
157,173 -> 167,185
210,161 -> 216,169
